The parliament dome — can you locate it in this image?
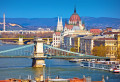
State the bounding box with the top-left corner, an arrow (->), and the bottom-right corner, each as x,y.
69,8 -> 81,22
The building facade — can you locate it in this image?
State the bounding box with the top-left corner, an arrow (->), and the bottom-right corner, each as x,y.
80,36 -> 104,54
52,32 -> 61,48
93,33 -> 120,60
94,38 -> 117,59
63,35 -> 77,51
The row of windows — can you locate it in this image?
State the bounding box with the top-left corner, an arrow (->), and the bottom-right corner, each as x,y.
54,38 -> 60,40
53,35 -> 60,36
54,43 -> 60,45
53,41 -> 60,43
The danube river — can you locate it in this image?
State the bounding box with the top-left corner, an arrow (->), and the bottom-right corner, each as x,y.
0,43 -> 120,82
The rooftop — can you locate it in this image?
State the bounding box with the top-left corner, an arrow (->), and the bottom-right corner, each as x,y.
103,32 -> 120,35
98,38 -> 115,40
81,35 -> 104,40
55,32 -> 61,36
65,34 -> 77,38
65,24 -> 73,30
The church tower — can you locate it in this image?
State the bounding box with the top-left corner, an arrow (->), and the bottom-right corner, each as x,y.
56,17 -> 63,32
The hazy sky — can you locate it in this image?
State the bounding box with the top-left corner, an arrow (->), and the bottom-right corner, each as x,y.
0,0 -> 120,18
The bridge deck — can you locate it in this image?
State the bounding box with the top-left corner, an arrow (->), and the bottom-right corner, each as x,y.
0,56 -> 32,58
0,55 -> 110,59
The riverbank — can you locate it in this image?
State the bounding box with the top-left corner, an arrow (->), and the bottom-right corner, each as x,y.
1,41 -> 18,45
0,41 -> 33,45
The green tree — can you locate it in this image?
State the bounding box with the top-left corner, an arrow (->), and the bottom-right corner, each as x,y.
117,47 -> 120,59
92,45 -> 108,57
70,47 -> 75,52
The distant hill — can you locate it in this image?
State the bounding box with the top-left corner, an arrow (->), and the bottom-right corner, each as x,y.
0,22 -> 25,30
0,17 -> 120,30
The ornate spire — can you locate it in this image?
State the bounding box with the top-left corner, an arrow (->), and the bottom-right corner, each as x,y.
60,17 -> 62,23
74,5 -> 76,13
57,16 -> 63,31
58,16 -> 59,23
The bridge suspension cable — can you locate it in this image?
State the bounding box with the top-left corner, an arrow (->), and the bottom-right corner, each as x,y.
43,44 -> 110,59
0,44 -> 34,57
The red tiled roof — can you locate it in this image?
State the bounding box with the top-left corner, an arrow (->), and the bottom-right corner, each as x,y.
90,29 -> 102,34
65,24 -> 73,30
0,80 -> 10,82
55,32 -> 61,36
103,32 -> 120,35
98,38 -> 115,40
69,78 -> 86,82
92,81 -> 103,82
70,13 -> 81,22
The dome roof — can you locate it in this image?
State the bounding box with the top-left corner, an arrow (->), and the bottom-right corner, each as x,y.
69,8 -> 81,22
70,13 -> 81,22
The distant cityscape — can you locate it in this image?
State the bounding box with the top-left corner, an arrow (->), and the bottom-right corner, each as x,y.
0,8 -> 120,60
0,6 -> 120,82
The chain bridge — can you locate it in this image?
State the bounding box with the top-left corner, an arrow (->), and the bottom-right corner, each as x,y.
0,38 -> 110,67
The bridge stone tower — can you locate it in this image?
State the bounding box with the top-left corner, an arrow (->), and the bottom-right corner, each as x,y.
32,38 -> 46,67
18,38 -> 24,45
47,38 -> 50,45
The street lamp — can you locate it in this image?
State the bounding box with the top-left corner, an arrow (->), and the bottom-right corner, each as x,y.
43,64 -> 46,82
81,43 -> 82,53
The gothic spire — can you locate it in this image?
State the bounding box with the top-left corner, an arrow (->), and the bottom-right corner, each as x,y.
60,17 -> 62,23
74,5 -> 76,13
58,16 -> 59,23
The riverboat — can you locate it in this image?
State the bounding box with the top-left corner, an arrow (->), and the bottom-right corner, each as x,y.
110,65 -> 120,73
80,61 -> 119,71
69,59 -> 79,63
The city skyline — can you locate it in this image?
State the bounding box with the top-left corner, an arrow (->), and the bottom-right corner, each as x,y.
0,0 -> 120,18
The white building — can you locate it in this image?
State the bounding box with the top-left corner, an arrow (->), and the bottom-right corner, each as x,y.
52,32 -> 62,48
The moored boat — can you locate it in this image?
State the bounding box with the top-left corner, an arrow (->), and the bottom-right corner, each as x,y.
69,59 -> 79,63
80,61 -> 119,71
110,65 -> 120,73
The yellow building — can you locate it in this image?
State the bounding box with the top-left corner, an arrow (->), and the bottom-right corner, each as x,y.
94,33 -> 120,60
74,37 -> 78,52
115,33 -> 120,47
74,35 -> 86,52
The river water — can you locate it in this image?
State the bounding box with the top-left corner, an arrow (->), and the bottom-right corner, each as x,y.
0,43 -> 120,82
